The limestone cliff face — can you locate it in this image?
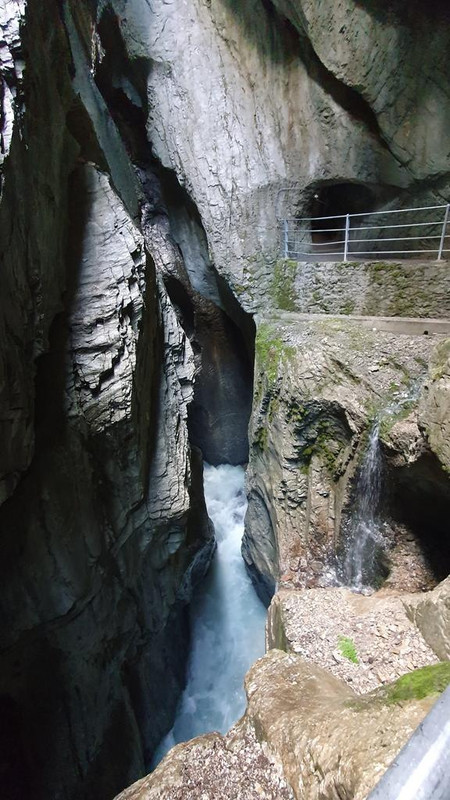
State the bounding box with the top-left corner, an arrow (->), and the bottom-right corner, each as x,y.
2,0 -> 450,797
0,2 -> 217,798
113,0 -> 450,306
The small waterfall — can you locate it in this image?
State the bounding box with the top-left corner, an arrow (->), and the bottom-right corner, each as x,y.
341,421 -> 383,590
340,384 -> 421,592
152,463 -> 266,765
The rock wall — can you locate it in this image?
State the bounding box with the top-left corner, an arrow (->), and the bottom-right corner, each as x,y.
269,259 -> 450,318
113,0 -> 450,307
2,0 -> 450,796
0,1 -> 221,798
242,314 -> 450,602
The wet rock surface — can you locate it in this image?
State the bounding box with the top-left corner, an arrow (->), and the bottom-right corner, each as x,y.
243,313 -> 448,596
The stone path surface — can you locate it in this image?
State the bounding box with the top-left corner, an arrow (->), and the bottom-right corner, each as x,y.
267,587 -> 438,693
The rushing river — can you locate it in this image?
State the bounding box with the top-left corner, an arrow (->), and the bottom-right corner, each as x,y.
153,463 -> 266,764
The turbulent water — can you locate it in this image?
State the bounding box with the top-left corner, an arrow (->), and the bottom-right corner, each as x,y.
153,463 -> 266,765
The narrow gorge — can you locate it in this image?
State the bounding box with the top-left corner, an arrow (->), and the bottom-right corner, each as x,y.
1,0 -> 450,799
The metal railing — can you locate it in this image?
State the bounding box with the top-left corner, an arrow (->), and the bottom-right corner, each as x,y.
280,203 -> 450,262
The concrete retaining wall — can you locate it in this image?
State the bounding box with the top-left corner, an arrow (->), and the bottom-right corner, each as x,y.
270,260 -> 450,318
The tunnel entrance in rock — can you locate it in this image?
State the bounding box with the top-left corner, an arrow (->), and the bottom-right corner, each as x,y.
308,183 -> 375,245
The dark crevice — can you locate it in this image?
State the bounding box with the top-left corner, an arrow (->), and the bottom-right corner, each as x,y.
90,13 -> 257,467
354,0 -> 450,25
386,452 -> 450,583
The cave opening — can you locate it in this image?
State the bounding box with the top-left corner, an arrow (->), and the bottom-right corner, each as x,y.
337,424 -> 450,594
308,182 -> 376,244
385,453 -> 450,586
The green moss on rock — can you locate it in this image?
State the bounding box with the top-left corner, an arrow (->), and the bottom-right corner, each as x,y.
384,663 -> 450,704
255,323 -> 295,385
271,259 -> 299,311
349,663 -> 450,712
253,426 -> 268,451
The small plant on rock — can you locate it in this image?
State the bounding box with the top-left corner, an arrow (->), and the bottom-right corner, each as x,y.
338,635 -> 359,664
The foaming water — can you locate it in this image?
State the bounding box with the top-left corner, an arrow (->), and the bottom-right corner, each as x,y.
153,463 -> 266,764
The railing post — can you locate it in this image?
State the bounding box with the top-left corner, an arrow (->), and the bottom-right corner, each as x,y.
437,203 -> 450,260
283,219 -> 289,258
344,214 -> 350,262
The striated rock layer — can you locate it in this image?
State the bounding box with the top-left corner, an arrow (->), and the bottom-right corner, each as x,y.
242,314 -> 450,602
1,0 -> 450,797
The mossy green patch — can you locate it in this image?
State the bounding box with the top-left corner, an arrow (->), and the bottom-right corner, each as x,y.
348,663 -> 450,712
378,400 -> 415,439
339,299 -> 356,315
289,407 -> 348,478
271,259 -> 299,311
255,323 -> 295,385
383,663 -> 450,704
253,425 -> 268,451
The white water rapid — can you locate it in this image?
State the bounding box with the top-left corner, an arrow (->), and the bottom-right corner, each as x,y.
153,463 -> 266,765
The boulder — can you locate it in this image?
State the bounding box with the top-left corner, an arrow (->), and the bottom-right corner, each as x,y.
404,576 -> 450,661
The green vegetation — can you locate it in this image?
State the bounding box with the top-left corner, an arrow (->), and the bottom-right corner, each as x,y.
253,425 -> 268,451
271,259 -> 299,311
348,663 -> 450,712
383,663 -> 450,704
378,400 -> 416,439
286,404 -> 346,477
313,419 -> 343,475
255,323 -> 295,385
339,299 -> 356,315
337,635 -> 359,664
